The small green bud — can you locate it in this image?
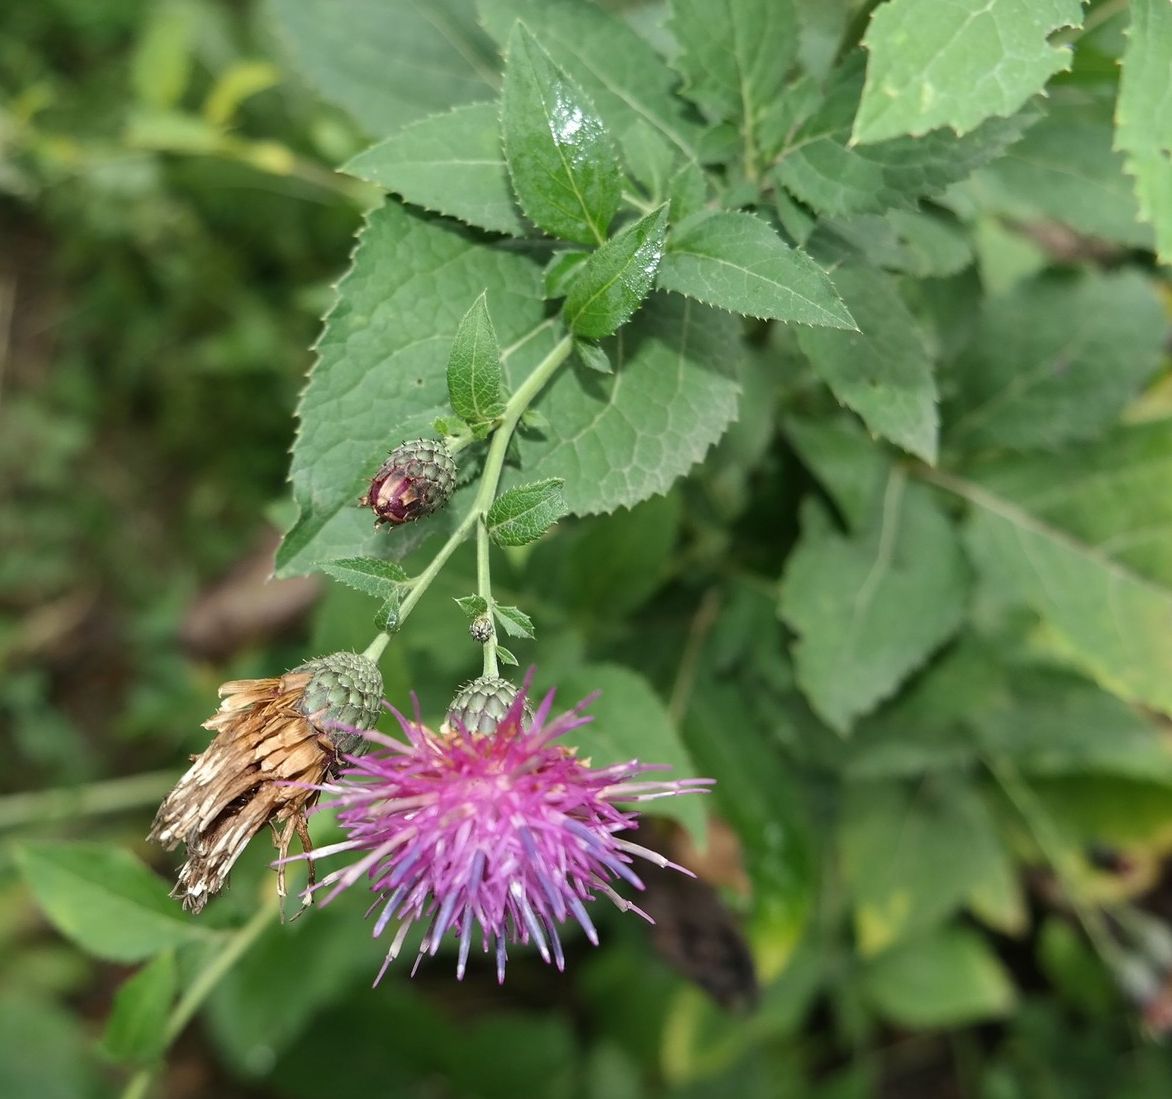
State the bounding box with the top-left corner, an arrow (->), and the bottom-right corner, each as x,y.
444,674 -> 530,735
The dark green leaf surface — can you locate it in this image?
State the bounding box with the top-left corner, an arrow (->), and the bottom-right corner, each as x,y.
515,294 -> 741,515
14,843 -> 209,963
270,0 -> 499,137
479,0 -> 705,161
780,475 -> 969,732
487,478 -> 567,545
101,951 -> 177,1063
796,264 -> 938,462
775,55 -> 1033,218
344,103 -> 525,236
853,0 -> 1082,142
862,928 -> 1014,1026
1117,0 -> 1172,263
447,292 -> 507,425
564,206 -> 668,339
659,211 -> 855,328
320,557 -> 408,599
277,200 -> 546,577
501,23 -> 620,244
668,0 -> 797,152
945,271 -> 1165,451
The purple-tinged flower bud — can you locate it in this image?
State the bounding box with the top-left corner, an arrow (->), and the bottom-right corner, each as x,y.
470,614 -> 495,644
445,674 -> 526,735
360,439 -> 456,526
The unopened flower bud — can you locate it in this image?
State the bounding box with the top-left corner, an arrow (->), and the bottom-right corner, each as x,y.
470,614 -> 494,644
445,674 -> 529,735
360,439 -> 456,526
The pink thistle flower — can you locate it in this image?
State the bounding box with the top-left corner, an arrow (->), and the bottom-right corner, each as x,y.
297,679 -> 712,983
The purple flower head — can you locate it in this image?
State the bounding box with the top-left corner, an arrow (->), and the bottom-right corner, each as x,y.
298,676 -> 712,983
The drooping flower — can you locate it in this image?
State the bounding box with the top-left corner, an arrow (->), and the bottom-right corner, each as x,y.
149,651 -> 383,912
302,678 -> 711,982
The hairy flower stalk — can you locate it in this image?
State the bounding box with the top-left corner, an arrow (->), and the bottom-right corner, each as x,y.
298,679 -> 711,982
149,652 -> 382,913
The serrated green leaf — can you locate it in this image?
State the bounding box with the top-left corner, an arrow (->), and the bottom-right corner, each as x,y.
968,421 -> 1172,587
101,952 -> 177,1064
945,270 -> 1165,451
573,340 -> 612,374
775,55 -> 1035,218
496,644 -> 519,666
564,206 -> 668,339
557,663 -> 705,840
544,250 -> 588,298
1116,0 -> 1172,263
842,777 -> 1007,955
853,0 -> 1082,143
501,23 -> 621,244
620,119 -> 676,201
494,603 -> 535,638
954,471 -> 1172,717
454,594 -> 489,618
479,0 -> 704,161
668,0 -> 797,162
815,208 -> 974,279
862,928 -> 1014,1027
779,473 -> 970,732
276,200 -> 545,577
320,556 -> 408,600
515,294 -> 740,515
447,292 -> 507,426
658,211 -> 854,328
961,96 -> 1152,249
487,478 -> 567,545
796,264 -> 938,463
270,0 -> 499,137
14,842 -> 209,963
783,415 -> 888,531
344,103 -> 525,236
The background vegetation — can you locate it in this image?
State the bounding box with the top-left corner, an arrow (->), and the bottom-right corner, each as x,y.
2,1 -> 1171,1097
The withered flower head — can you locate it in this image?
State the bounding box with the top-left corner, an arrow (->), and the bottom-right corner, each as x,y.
148,651 -> 383,913
360,438 -> 456,527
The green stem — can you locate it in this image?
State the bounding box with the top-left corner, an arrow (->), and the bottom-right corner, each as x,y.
477,517 -> 498,677
120,893 -> 280,1099
0,770 -> 176,830
364,334 -> 574,654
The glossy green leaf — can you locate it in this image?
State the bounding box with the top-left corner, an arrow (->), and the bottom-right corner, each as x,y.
479,0 -> 704,161
101,951 -> 177,1063
270,0 -> 499,137
780,474 -> 969,732
658,211 -> 854,328
862,928 -> 1015,1026
276,200 -> 545,577
344,103 -> 525,236
501,23 -> 620,244
945,271 -> 1165,451
796,264 -> 938,463
14,842 -> 209,963
1117,0 -> 1172,263
668,0 -> 797,162
853,0 -> 1082,143
447,292 -> 507,426
515,294 -> 741,515
564,206 -> 668,339
487,478 -> 567,545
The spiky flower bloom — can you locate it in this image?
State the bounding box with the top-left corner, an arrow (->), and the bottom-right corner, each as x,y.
304,681 -> 711,982
149,652 -> 382,913
360,438 -> 456,527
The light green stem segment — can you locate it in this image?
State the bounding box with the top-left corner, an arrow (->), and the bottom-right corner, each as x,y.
477,517 -> 498,677
120,893 -> 281,1099
363,333 -> 574,658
